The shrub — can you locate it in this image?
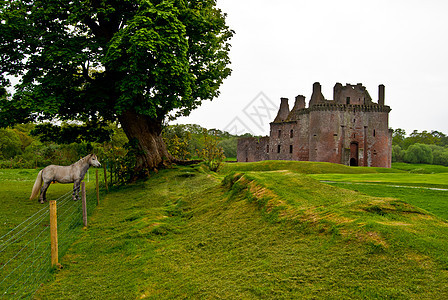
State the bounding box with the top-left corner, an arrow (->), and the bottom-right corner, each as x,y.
196,129 -> 226,172
430,145 -> 448,166
403,143 -> 433,164
392,145 -> 405,162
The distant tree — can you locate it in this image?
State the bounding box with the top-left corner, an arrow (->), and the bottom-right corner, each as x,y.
403,130 -> 439,149
0,0 -> 233,178
392,145 -> 405,163
429,145 -> 448,166
0,128 -> 23,159
403,143 -> 433,164
392,128 -> 406,148
196,129 -> 225,171
431,131 -> 448,147
219,137 -> 237,158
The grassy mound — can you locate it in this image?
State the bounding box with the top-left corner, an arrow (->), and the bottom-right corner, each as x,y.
220,160 -> 401,174
33,166 -> 448,299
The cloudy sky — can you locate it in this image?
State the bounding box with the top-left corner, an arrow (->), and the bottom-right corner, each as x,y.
176,0 -> 448,136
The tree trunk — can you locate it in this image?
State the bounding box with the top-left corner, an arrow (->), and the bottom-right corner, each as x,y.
118,110 -> 172,179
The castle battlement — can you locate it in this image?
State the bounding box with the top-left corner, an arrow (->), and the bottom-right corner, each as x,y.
238,82 -> 392,168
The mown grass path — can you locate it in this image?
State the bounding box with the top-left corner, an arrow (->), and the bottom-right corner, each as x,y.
33,165 -> 448,299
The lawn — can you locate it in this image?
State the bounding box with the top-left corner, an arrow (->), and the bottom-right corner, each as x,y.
0,168 -> 103,298
309,173 -> 448,189
2,162 -> 448,299
36,164 -> 448,299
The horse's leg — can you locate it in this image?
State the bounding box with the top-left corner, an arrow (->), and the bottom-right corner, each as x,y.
40,181 -> 51,204
72,180 -> 80,201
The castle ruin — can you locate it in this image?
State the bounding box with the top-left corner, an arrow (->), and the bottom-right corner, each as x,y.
237,82 -> 392,168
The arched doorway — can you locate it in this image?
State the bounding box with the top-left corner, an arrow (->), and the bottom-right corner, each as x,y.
350,142 -> 359,166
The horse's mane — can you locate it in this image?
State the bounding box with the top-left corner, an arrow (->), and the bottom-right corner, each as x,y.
73,154 -> 93,166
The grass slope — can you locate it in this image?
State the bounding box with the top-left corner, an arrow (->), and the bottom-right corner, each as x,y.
220,160 -> 401,174
32,164 -> 448,299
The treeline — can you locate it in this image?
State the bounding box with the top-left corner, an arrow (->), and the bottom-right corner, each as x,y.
162,124 -> 248,160
0,123 -> 243,169
0,123 -> 128,169
392,129 -> 448,166
2,123 -> 447,169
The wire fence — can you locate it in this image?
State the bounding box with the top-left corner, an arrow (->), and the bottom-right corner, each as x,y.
0,186 -> 98,299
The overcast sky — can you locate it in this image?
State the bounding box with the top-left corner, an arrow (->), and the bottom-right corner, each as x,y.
176,0 -> 448,136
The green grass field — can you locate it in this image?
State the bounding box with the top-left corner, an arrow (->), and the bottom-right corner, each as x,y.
1,161 -> 448,299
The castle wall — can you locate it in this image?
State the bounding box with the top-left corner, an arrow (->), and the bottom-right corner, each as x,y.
269,122 -> 296,160
309,109 -> 342,164
308,104 -> 391,167
236,83 -> 392,168
237,137 -> 269,162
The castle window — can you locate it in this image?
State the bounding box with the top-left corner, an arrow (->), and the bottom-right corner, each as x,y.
277,145 -> 281,153
278,130 -> 281,138
290,145 -> 293,154
266,145 -> 269,153
346,97 -> 350,104
373,129 -> 376,137
290,129 -> 294,138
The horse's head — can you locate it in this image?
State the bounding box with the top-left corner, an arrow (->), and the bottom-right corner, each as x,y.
89,154 -> 101,167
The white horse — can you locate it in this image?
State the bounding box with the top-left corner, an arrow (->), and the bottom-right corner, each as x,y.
30,154 -> 101,204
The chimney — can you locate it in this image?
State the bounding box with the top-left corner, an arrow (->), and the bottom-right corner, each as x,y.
309,82 -> 325,106
274,97 -> 290,122
292,95 -> 306,110
333,82 -> 343,103
378,84 -> 385,105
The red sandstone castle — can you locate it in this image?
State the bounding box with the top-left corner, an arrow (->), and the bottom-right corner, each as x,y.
237,82 -> 392,168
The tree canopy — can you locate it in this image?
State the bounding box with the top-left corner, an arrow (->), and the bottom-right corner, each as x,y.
0,0 -> 233,173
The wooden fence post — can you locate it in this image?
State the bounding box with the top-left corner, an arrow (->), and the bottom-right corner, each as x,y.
103,164 -> 108,192
110,161 -> 113,187
96,169 -> 100,206
81,182 -> 87,227
49,200 -> 58,267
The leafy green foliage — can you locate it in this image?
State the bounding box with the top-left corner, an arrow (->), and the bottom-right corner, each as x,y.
196,128 -> 225,171
392,129 -> 448,166
31,122 -> 113,144
0,128 -> 23,159
0,0 -> 233,171
392,144 -> 405,162
163,124 -> 241,159
163,132 -> 191,160
403,143 -> 433,164
430,145 -> 448,166
0,0 -> 233,125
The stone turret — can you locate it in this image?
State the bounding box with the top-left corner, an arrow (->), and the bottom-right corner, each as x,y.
274,97 -> 290,122
309,82 -> 325,106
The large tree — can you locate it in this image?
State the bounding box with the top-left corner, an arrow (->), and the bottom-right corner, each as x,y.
0,0 -> 233,174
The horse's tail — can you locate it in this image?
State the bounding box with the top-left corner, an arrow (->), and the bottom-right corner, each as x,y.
30,170 -> 43,200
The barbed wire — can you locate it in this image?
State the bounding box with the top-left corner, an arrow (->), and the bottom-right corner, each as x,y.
0,183 -> 100,299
